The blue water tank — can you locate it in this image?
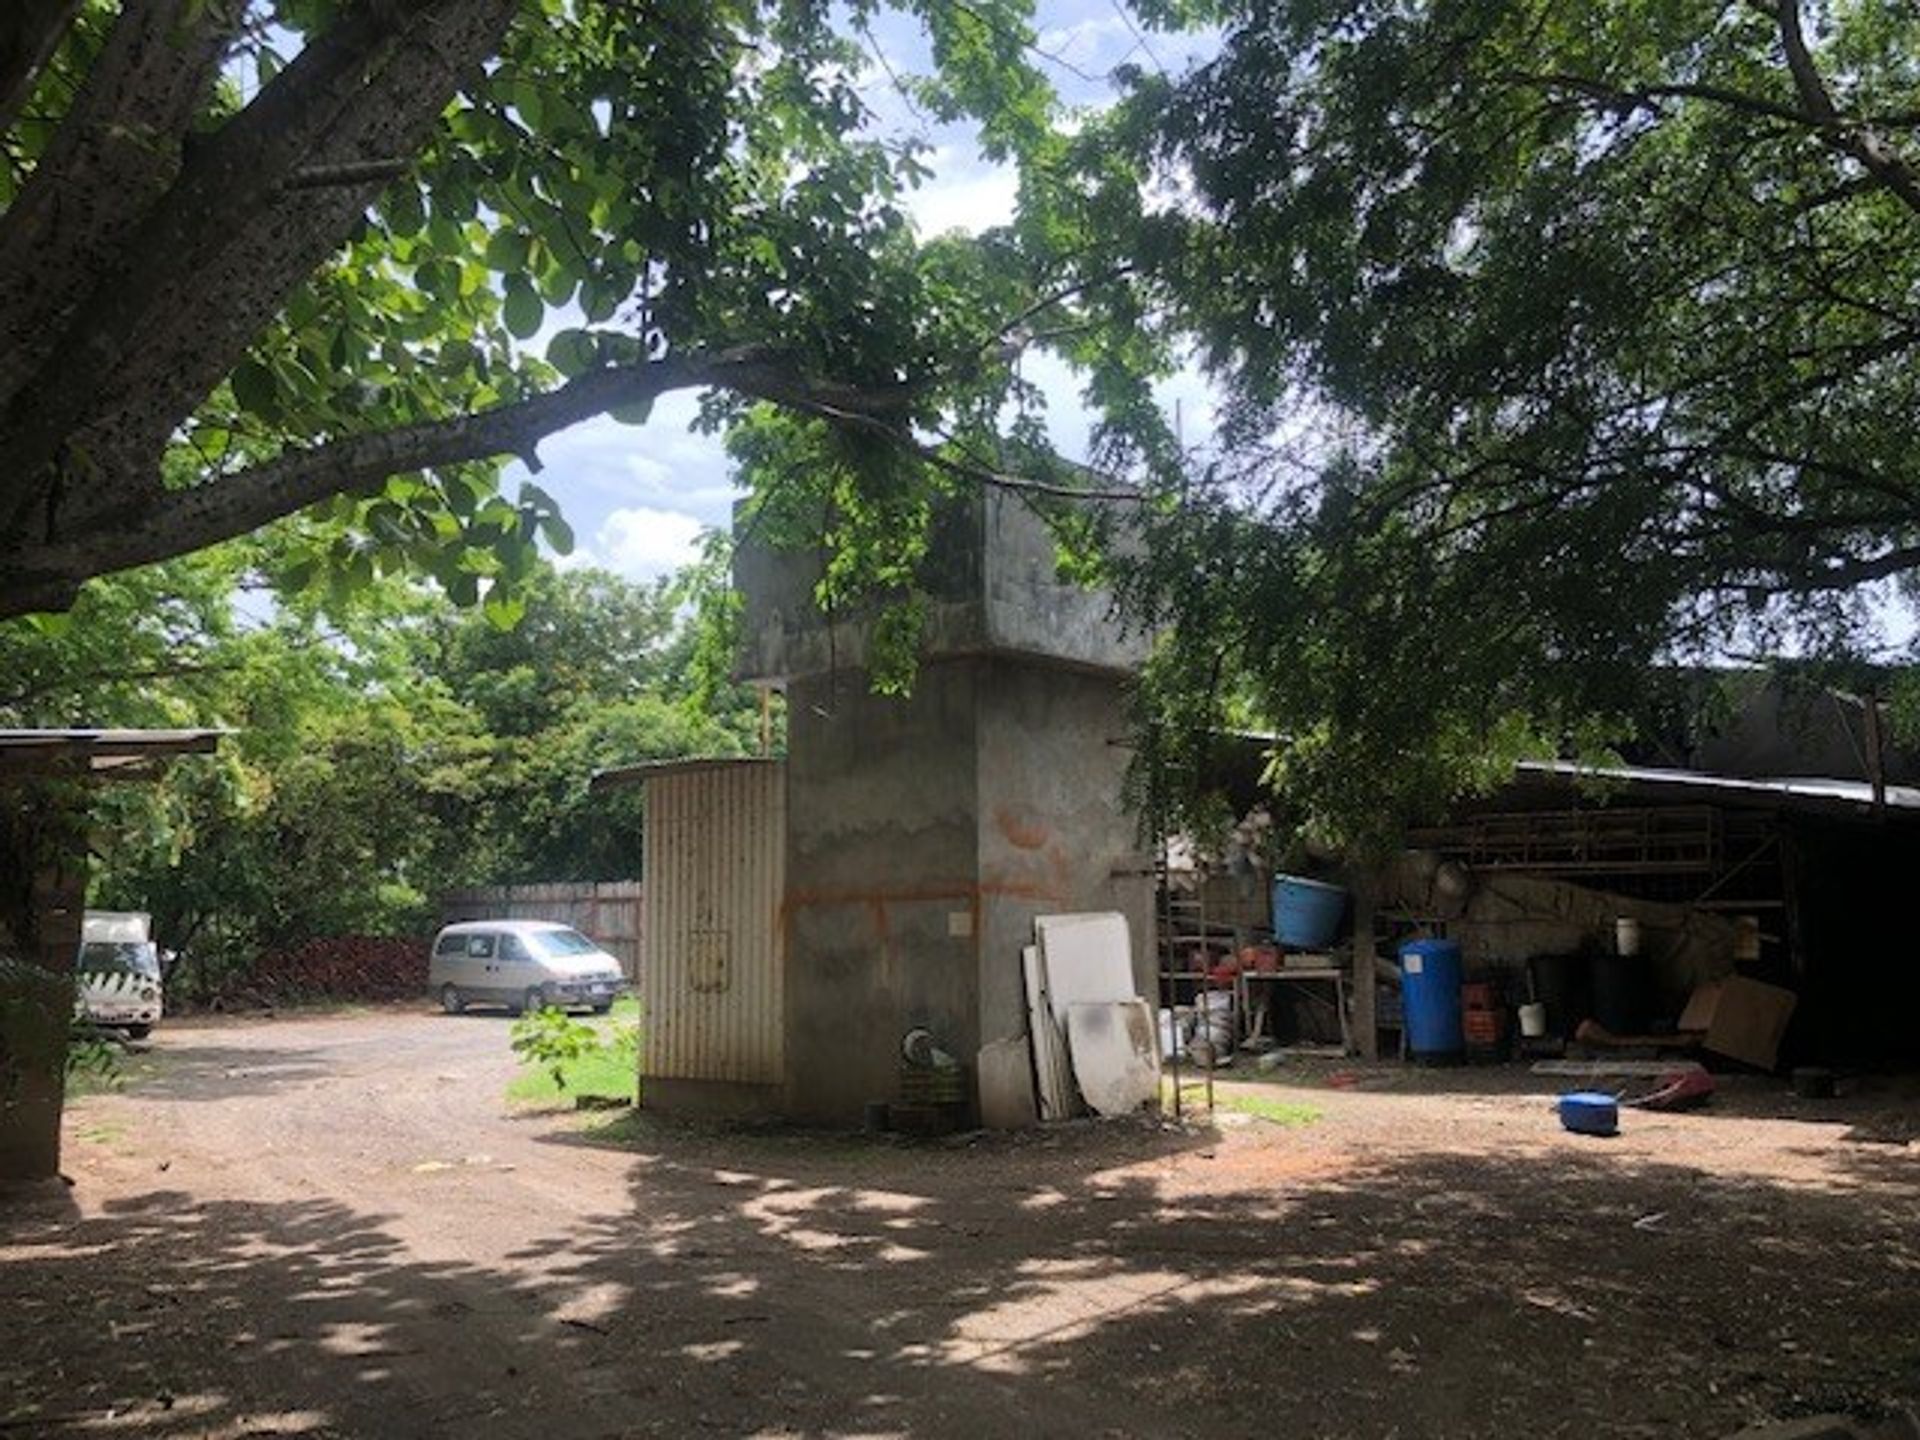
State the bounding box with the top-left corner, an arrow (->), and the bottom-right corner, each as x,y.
1399,938 -> 1464,1060
1272,875 -> 1348,948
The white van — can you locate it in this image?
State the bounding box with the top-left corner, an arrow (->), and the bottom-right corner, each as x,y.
76,910 -> 164,1038
428,920 -> 626,1016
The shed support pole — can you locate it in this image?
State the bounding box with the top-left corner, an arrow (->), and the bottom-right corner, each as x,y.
1351,877 -> 1378,1060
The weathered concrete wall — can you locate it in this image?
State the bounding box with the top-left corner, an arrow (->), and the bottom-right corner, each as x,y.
749,490 -> 1152,1126
737,490 -> 1145,683
976,492 -> 1149,673
974,659 -> 1153,1057
782,662 -> 984,1123
779,657 -> 1153,1125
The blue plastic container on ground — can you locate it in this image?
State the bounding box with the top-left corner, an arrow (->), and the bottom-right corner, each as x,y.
1557,1091 -> 1620,1137
1398,938 -> 1465,1060
1272,874 -> 1348,948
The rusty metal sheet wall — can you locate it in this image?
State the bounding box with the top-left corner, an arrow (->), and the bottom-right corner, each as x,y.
439,881 -> 643,981
642,763 -> 785,1083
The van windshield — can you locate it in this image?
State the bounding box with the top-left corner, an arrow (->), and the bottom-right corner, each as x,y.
531,929 -> 599,958
78,941 -> 160,979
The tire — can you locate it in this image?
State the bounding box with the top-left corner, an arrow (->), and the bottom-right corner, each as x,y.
591,1001 -> 612,1015
439,984 -> 464,1015
524,986 -> 547,1015
125,1024 -> 152,1040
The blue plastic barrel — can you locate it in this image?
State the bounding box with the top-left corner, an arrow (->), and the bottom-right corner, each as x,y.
1272,875 -> 1348,948
1399,938 -> 1464,1060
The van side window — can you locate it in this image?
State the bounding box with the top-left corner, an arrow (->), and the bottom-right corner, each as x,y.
499,935 -> 528,963
465,934 -> 497,959
434,933 -> 466,957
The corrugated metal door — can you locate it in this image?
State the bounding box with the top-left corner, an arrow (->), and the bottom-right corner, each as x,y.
641,763 -> 785,1083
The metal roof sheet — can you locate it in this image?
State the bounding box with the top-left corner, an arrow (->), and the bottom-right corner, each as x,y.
1513,759 -> 1920,813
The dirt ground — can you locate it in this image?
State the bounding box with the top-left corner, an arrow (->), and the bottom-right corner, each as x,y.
3,1010 -> 1918,1439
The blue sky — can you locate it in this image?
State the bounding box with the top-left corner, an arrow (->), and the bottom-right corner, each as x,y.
523,2 -> 1222,582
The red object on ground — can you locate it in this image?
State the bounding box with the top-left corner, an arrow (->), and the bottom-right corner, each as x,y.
1628,1069 -> 1717,1111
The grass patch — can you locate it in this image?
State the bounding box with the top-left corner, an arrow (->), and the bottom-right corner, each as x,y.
505,997 -> 640,1109
506,1045 -> 637,1107
1219,1091 -> 1322,1127
66,1047 -> 155,1100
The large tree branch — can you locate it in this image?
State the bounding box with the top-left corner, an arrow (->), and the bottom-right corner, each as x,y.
0,348 -> 1140,618
0,0 -> 82,136
1729,542 -> 1920,596
1766,0 -> 1920,219
0,0 -> 239,404
1505,71 -> 1816,128
2,0 -> 521,538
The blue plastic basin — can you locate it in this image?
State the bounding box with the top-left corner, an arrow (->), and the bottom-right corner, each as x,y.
1557,1091 -> 1620,1137
1272,874 -> 1348,948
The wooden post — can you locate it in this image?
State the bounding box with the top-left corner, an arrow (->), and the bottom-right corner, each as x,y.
0,783 -> 87,1184
1863,690 -> 1887,812
1350,876 -> 1378,1060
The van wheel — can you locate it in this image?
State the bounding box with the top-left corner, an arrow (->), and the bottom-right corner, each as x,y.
125,1024 -> 152,1040
523,986 -> 549,1015
439,984 -> 465,1015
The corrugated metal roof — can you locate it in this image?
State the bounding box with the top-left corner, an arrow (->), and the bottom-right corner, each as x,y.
590,755 -> 776,792
0,728 -> 225,773
1514,759 -> 1920,812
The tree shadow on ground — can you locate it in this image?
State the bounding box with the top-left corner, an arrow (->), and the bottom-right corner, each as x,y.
4,1111 -> 1916,1439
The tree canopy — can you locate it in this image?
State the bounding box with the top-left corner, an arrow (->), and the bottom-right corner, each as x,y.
0,0 -> 1085,623
1065,0 -> 1920,844
2,545 -> 759,997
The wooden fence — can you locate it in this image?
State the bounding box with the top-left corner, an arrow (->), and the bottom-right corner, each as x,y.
438,881 -> 643,982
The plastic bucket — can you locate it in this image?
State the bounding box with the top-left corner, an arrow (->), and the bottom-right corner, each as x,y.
1528,953 -> 1592,1038
1272,874 -> 1348,948
1518,1002 -> 1548,1038
1399,939 -> 1465,1060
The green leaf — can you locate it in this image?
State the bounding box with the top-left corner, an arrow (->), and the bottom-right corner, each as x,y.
608,397 -> 654,426
545,328 -> 598,378
502,275 -> 542,339
539,514 -> 575,555
231,360 -> 279,418
484,229 -> 530,272
580,273 -> 624,323
384,183 -> 425,236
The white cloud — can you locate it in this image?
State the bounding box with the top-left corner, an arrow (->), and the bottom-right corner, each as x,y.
904,148 -> 1019,237
576,505 -> 709,582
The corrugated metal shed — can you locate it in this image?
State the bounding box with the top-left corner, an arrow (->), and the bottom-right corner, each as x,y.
636,759 -> 786,1085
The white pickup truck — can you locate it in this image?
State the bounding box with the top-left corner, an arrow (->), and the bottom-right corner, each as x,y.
75,910 -> 164,1038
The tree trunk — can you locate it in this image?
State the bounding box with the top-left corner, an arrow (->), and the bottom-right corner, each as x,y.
0,781 -> 87,1184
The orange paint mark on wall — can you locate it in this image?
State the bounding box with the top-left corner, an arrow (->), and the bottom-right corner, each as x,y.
782,879 -> 1066,914
994,805 -> 1051,851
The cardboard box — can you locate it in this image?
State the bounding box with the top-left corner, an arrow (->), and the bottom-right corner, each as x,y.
1681,976 -> 1797,1071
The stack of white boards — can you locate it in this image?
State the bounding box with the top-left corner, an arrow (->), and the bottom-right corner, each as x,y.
996,912 -> 1160,1123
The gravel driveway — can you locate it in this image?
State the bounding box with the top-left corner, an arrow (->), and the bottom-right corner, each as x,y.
3,1009 -> 1917,1438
